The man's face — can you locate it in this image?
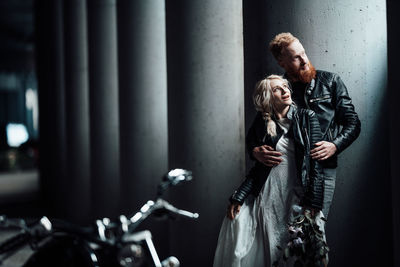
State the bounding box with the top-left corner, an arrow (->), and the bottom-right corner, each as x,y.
278,40 -> 311,81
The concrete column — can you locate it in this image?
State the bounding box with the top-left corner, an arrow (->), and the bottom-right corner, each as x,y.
259,0 -> 391,265
117,0 -> 169,257
166,1 -> 244,265
63,0 -> 90,223
388,1 -> 400,266
87,0 -> 120,219
35,0 -> 67,218
117,0 -> 168,216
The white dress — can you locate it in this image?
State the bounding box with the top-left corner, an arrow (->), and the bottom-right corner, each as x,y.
213,119 -> 326,267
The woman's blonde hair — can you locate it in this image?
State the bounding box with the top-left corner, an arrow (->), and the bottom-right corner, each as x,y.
253,74 -> 290,136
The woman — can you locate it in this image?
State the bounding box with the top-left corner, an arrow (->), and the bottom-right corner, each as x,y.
213,75 -> 326,267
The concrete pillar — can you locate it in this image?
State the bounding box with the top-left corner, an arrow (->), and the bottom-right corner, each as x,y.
259,0 -> 390,265
242,0 -> 269,172
35,0 -> 67,218
117,0 -> 169,258
87,0 -> 120,219
387,1 -> 400,266
117,0 -> 168,216
63,0 -> 90,223
166,1 -> 244,265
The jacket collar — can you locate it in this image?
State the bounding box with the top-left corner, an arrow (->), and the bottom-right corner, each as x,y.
286,104 -> 296,120
306,79 -> 316,96
283,72 -> 316,96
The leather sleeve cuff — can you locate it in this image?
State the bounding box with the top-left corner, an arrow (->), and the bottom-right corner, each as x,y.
229,177 -> 254,205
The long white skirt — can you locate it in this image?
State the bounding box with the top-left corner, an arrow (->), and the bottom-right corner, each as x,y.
213,120 -> 326,267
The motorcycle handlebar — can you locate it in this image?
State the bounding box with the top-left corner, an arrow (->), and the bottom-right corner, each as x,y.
127,198 -> 199,234
0,216 -> 52,256
156,199 -> 199,220
0,232 -> 30,255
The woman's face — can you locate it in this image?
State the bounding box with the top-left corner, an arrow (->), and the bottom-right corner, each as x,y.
270,78 -> 292,111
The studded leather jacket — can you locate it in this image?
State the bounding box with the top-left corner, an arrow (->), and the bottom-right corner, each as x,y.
290,70 -> 361,168
230,105 -> 324,210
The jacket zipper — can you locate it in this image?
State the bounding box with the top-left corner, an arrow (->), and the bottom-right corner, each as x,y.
304,127 -> 310,183
328,128 -> 333,141
304,127 -> 310,149
304,88 -> 311,109
309,95 -> 330,103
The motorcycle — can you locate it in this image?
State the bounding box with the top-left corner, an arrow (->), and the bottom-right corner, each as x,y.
0,169 -> 198,267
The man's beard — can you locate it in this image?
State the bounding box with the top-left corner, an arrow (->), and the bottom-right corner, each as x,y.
289,62 -> 316,84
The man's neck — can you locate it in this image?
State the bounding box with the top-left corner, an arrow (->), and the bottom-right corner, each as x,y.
286,72 -> 299,83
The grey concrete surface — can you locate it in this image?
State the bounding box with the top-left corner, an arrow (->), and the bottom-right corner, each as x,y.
166,0 -> 245,266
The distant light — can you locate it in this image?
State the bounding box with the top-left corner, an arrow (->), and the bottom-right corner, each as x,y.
6,123 -> 29,147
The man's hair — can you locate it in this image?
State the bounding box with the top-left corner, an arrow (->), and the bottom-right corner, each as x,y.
269,32 -> 299,61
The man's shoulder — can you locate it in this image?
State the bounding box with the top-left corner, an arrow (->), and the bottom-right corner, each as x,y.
315,70 -> 339,85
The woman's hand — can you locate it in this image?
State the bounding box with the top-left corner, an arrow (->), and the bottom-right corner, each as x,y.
227,202 -> 242,220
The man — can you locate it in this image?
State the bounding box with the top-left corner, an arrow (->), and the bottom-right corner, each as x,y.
251,32 -> 361,218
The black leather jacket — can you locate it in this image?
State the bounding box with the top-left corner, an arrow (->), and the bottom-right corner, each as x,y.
292,70 -> 361,168
230,105 -> 324,210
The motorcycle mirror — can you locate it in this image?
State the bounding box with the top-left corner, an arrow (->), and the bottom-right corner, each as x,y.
157,169 -> 193,197
165,169 -> 192,185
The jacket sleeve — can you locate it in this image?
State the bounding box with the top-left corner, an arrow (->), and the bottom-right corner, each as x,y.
229,177 -> 254,205
303,111 -> 324,210
331,75 -> 361,153
230,163 -> 268,205
246,112 -> 264,160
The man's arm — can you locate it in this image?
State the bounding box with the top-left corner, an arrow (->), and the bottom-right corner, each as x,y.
246,112 -> 283,166
311,74 -> 361,160
330,74 -> 361,153
246,112 -> 263,160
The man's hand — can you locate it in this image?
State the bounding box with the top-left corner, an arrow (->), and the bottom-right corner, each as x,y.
310,141 -> 337,161
227,203 -> 242,220
252,145 -> 283,167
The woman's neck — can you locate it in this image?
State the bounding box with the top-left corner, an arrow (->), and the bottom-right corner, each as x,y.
274,105 -> 290,119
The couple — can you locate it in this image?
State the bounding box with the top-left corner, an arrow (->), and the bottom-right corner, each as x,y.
213,33 -> 361,266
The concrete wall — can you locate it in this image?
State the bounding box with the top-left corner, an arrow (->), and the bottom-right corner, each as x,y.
243,0 -> 391,266
166,1 -> 245,266
387,1 -> 400,266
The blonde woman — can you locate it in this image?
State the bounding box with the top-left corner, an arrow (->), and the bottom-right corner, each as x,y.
213,75 -> 327,267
